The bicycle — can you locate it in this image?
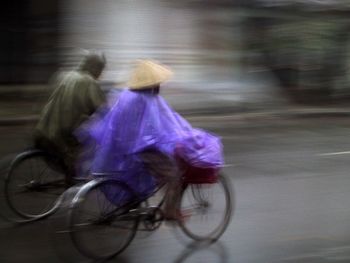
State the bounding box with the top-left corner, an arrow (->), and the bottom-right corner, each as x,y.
62,169 -> 233,261
3,148 -> 77,222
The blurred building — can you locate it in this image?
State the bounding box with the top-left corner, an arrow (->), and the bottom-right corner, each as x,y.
2,0 -> 350,105
59,0 -> 242,85
0,0 -> 60,84
239,0 -> 350,102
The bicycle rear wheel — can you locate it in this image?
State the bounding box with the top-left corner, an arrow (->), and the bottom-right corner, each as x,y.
179,173 -> 233,242
69,178 -> 138,260
4,150 -> 66,220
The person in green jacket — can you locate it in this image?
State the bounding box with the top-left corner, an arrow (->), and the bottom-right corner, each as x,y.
35,51 -> 106,185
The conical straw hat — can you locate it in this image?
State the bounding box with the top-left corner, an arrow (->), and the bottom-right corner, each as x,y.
128,60 -> 173,90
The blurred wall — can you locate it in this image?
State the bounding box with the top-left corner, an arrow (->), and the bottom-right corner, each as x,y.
59,0 -> 242,85
0,0 -> 60,84
239,1 -> 350,102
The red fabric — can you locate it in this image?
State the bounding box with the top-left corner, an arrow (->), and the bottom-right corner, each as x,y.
174,145 -> 220,184
183,165 -> 219,184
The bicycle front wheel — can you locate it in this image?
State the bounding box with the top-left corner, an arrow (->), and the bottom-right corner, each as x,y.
69,178 -> 139,260
4,150 -> 66,220
179,173 -> 233,242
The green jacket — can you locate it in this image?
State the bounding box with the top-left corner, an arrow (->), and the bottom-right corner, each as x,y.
36,70 -> 105,152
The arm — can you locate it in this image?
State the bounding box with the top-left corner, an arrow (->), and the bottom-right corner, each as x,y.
85,81 -> 106,115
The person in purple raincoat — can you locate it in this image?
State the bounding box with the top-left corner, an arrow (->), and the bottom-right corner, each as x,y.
77,60 -> 224,219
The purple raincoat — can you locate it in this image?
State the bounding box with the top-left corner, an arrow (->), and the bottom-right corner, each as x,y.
76,89 -> 224,202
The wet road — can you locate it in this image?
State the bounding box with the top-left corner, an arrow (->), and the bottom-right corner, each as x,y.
1,116 -> 350,262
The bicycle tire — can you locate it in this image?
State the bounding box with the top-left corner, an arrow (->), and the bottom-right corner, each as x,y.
178,173 -> 234,242
69,178 -> 139,260
4,149 -> 66,220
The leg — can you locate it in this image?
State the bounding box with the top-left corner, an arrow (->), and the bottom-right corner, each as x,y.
62,146 -> 79,186
140,150 -> 183,219
60,135 -> 81,186
163,178 -> 182,220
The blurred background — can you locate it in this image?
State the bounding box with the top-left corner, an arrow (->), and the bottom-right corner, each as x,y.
3,0 -> 350,119
3,1 -> 350,262
0,0 -> 350,116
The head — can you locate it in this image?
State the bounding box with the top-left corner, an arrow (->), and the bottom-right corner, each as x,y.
127,60 -> 172,92
134,84 -> 160,94
78,51 -> 106,79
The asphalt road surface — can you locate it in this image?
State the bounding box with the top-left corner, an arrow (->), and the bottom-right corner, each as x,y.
1,116 -> 350,263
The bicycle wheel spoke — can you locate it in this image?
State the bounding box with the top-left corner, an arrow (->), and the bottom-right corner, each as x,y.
76,208 -> 101,219
11,189 -> 31,195
73,222 -> 94,228
36,166 -> 49,181
101,189 -> 114,212
179,175 -> 233,241
5,151 -> 67,219
70,179 -> 138,260
109,223 -> 137,230
11,191 -> 59,200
